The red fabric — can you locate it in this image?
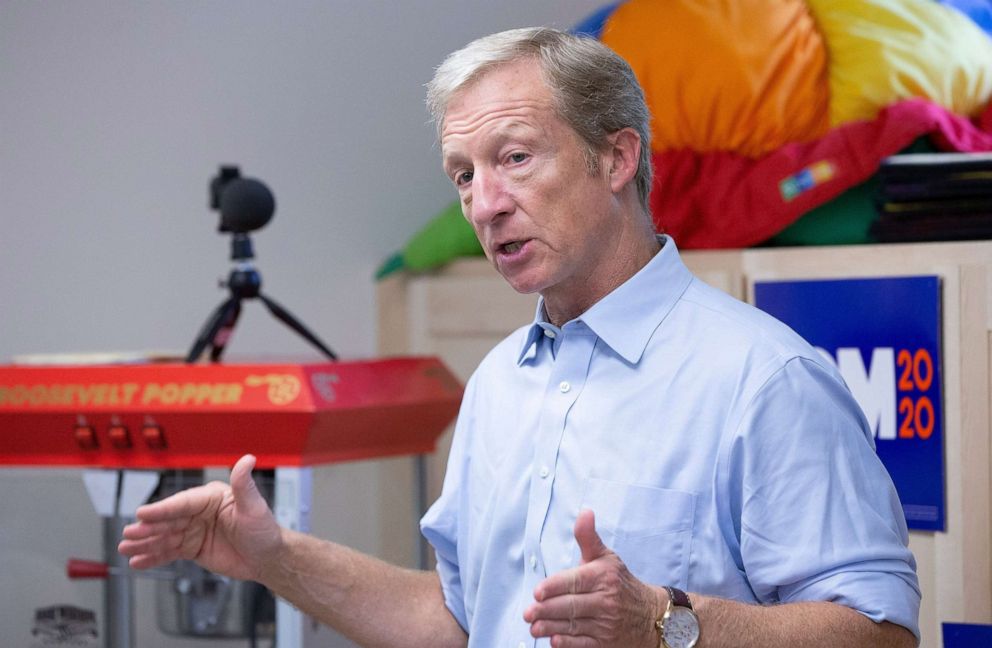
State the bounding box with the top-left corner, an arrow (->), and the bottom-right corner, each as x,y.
652,98 -> 992,249
981,100 -> 992,133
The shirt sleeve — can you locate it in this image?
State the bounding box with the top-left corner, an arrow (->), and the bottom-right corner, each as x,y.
728,356 -> 921,639
419,375 -> 477,634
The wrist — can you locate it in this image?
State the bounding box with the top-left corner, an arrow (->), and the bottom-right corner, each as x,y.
645,586 -> 669,648
254,525 -> 294,585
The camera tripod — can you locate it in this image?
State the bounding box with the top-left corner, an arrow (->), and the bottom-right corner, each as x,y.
186,232 -> 337,363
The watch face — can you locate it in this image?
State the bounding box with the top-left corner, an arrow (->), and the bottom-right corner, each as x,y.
663,607 -> 700,648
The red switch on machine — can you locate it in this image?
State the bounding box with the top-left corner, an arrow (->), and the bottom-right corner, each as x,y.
141,423 -> 167,449
107,423 -> 131,449
74,425 -> 98,450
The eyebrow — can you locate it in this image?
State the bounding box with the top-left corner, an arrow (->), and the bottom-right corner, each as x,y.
442,120 -> 543,167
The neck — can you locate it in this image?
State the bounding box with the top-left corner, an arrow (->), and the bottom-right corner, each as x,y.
543,230 -> 661,326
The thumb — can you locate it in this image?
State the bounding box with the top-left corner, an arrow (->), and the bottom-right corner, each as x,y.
230,454 -> 268,516
575,509 -> 610,563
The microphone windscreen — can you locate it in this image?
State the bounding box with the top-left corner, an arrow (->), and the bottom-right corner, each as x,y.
220,178 -> 275,233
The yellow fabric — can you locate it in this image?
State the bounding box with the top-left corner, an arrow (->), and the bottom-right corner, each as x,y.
807,0 -> 992,126
600,0 -> 830,157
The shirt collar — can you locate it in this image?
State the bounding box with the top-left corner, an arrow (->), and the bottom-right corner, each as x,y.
517,235 -> 693,365
518,317 -> 545,364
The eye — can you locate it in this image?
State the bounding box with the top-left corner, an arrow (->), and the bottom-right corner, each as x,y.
507,152 -> 528,164
455,170 -> 473,186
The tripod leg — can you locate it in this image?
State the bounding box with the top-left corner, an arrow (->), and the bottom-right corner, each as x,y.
185,297 -> 240,363
258,293 -> 338,361
209,300 -> 242,362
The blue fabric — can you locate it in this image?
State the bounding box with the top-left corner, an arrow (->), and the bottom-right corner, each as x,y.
938,0 -> 992,35
421,236 -> 920,647
571,1 -> 622,39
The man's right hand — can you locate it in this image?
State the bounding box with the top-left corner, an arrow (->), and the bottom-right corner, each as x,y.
118,454 -> 281,582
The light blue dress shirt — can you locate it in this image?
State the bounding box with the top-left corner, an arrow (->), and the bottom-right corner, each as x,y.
421,236 -> 920,647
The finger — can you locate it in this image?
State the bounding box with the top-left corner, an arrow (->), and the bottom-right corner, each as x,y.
526,593 -> 604,623
121,518 -> 188,540
230,454 -> 268,516
231,453 -> 256,487
134,482 -> 222,523
121,521 -> 153,540
574,509 -> 608,564
534,566 -> 587,602
530,617 -> 604,639
126,549 -> 181,571
118,538 -> 151,557
118,531 -> 184,557
550,635 -> 598,648
123,537 -> 188,567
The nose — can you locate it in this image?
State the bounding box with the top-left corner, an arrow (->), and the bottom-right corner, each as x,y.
467,169 -> 514,227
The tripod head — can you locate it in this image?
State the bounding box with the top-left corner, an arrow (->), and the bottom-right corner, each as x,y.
210,166 -> 275,235
210,166 -> 277,263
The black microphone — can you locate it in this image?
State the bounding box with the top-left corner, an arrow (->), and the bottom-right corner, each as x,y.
219,178 -> 275,234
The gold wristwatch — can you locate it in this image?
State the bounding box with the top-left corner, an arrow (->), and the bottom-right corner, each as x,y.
655,586 -> 700,648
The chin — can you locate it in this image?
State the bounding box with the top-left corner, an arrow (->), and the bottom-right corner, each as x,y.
496,258 -> 557,295
502,274 -> 546,296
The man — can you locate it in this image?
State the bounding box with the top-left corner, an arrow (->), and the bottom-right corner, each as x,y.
120,28 -> 920,647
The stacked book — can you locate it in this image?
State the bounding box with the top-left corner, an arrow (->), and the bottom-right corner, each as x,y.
872,152 -> 992,242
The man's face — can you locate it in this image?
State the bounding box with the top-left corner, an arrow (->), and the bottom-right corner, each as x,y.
440,59 -> 621,308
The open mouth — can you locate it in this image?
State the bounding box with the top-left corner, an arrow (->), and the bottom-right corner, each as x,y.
500,241 -> 524,254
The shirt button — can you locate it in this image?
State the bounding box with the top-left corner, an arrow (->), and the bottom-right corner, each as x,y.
518,643 -> 527,648
544,329 -> 556,339
559,381 -> 570,393
539,466 -> 550,478
529,554 -> 538,570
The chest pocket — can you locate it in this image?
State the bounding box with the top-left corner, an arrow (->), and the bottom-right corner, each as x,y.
579,478 -> 696,589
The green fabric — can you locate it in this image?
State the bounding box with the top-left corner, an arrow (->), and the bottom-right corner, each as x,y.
403,200 -> 482,270
374,251 -> 405,280
766,136 -> 937,246
767,176 -> 882,246
375,200 -> 483,279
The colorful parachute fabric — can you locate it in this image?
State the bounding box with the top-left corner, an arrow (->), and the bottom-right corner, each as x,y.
380,0 -> 992,278
590,0 -> 992,248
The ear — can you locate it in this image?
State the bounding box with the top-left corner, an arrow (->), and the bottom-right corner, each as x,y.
604,127 -> 642,195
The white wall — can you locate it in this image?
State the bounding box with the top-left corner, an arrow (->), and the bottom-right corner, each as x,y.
0,1 -> 605,646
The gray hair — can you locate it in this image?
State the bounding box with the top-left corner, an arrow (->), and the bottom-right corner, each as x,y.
427,27 -> 653,214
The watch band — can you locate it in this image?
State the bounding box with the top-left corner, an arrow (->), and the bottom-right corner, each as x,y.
665,586 -> 692,610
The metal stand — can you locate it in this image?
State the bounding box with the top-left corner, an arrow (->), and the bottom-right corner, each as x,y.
103,515 -> 135,648
273,466 -> 318,647
81,470 -> 160,648
186,233 -> 337,363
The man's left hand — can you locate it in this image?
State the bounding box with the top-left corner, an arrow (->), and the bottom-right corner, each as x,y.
524,509 -> 663,648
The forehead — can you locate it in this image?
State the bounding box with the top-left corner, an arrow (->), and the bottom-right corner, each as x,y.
440,59 -> 556,143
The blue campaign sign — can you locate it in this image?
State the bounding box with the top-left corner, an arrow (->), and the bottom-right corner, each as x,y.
754,276 -> 944,531
943,622 -> 992,647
